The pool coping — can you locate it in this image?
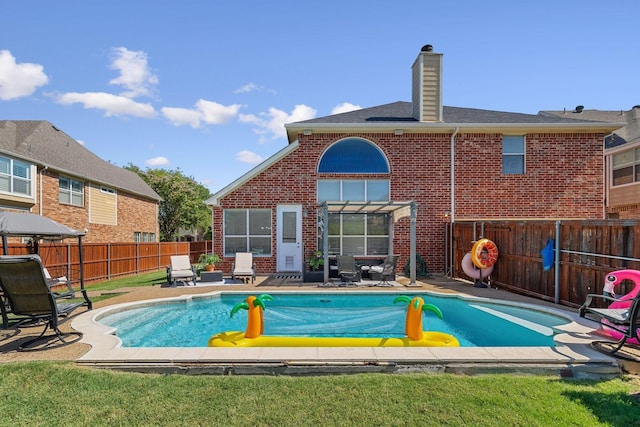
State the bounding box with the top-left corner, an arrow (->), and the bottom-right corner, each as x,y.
71,289 -> 621,377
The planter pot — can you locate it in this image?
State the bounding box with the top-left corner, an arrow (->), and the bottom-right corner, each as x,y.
205,265 -> 215,272
303,269 -> 324,283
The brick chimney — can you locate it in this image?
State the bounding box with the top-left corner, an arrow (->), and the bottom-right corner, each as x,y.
412,44 -> 443,122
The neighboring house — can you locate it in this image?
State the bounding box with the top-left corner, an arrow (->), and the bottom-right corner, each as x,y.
0,120 -> 161,242
205,45 -> 622,275
541,106 -> 640,219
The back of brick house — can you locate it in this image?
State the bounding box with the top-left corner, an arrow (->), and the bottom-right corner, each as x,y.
206,45 -> 622,276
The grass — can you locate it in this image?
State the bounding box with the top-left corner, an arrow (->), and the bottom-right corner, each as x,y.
84,270 -> 168,292
0,362 -> 638,426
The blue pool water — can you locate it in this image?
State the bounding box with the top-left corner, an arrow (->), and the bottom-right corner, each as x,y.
98,293 -> 571,348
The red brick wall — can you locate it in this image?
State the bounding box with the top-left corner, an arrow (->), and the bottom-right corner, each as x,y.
33,170 -> 158,243
213,131 -> 605,274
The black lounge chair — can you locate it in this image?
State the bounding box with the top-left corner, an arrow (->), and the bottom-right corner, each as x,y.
0,255 -> 91,350
579,293 -> 640,358
369,255 -> 399,287
337,255 -> 360,286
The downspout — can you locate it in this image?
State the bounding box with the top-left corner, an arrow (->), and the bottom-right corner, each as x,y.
448,127 -> 459,276
450,126 -> 459,220
39,165 -> 48,216
603,133 -> 613,219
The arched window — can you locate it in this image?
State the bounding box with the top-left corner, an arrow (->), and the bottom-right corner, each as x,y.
316,139 -> 391,255
318,138 -> 389,173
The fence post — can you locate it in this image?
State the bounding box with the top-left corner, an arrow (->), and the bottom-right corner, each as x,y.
554,220 -> 561,304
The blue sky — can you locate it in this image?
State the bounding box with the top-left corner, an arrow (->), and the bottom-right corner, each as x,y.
1,1 -> 638,193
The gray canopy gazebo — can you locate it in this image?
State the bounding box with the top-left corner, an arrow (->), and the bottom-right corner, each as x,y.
318,201 -> 418,286
0,211 -> 91,308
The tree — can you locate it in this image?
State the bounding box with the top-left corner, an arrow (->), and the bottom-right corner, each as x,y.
125,164 -> 211,241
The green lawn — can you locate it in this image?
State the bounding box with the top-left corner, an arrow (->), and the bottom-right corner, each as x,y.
0,362 -> 638,426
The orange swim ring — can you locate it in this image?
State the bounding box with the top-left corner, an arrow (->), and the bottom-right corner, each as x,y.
471,238 -> 498,269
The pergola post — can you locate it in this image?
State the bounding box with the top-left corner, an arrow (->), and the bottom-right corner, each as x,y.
410,201 -> 417,286
322,203 -> 329,284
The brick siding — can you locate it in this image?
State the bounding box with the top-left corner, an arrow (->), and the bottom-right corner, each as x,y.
212,131 -> 605,274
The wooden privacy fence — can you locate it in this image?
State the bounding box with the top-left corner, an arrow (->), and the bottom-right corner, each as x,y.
6,240 -> 214,285
450,220 -> 640,308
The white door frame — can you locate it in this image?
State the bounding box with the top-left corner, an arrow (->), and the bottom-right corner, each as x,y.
276,204 -> 303,272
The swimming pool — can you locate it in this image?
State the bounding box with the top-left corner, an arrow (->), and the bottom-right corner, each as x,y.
97,292 -> 572,348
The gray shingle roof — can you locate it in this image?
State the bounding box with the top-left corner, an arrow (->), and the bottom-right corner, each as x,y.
295,101 -> 606,125
0,120 -> 160,200
541,108 -> 640,149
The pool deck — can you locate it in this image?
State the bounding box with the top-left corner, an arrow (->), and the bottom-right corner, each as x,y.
3,274 -> 638,377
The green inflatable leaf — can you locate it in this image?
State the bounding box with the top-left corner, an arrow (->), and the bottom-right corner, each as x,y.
422,303 -> 443,319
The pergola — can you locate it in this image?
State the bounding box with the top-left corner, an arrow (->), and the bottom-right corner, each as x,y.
319,200 -> 417,286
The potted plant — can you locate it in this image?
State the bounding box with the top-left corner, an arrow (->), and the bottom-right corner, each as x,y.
303,250 -> 325,283
197,253 -> 221,272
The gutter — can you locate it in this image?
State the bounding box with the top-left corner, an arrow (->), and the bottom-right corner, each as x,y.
450,127 -> 459,222
39,165 -> 48,215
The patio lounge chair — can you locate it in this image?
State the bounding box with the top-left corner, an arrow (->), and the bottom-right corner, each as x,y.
337,255 -> 360,286
168,255 -> 196,286
43,266 -> 75,299
232,252 -> 256,284
369,255 -> 399,287
0,255 -> 89,350
579,293 -> 640,357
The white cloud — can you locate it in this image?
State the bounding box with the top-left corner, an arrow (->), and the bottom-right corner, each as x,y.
236,150 -> 263,164
57,92 -> 156,118
234,82 -> 262,93
239,104 -> 317,141
161,107 -> 202,127
161,99 -> 242,127
145,156 -> 169,166
197,99 -> 241,124
331,102 -> 361,115
109,47 -> 158,98
0,50 -> 49,100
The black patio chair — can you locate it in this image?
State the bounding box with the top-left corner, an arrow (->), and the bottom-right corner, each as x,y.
579,293 -> 640,358
0,255 -> 90,351
337,255 -> 361,286
369,255 -> 399,287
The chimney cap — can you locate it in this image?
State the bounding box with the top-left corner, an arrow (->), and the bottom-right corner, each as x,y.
421,44 -> 433,52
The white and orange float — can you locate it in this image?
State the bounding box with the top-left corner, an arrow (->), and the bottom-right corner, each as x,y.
461,238 -> 498,281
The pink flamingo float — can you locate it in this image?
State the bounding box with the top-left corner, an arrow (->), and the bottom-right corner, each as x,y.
599,269 -> 640,344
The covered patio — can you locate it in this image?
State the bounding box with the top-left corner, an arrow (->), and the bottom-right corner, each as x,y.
318,200 -> 418,286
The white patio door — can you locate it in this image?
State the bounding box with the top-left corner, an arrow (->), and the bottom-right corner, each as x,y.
276,205 -> 302,272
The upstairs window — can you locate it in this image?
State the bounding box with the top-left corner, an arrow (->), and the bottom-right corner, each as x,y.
612,148 -> 640,186
502,135 -> 525,174
59,176 -> 84,207
318,138 -> 389,173
0,156 -> 33,197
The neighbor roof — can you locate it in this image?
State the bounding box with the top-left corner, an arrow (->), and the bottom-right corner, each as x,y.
286,101 -> 624,141
541,107 -> 640,149
0,120 -> 161,201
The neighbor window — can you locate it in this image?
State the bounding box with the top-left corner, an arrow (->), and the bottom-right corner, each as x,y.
133,232 -> 156,242
224,209 -> 271,256
0,156 -> 33,197
502,135 -> 525,174
611,148 -> 640,186
59,176 -> 84,206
